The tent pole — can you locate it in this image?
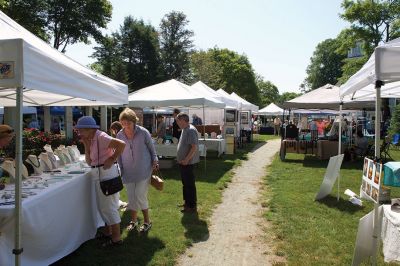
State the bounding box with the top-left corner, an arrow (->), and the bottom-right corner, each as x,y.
371,81 -> 383,265
14,87 -> 23,266
337,102 -> 343,201
203,104 -> 206,174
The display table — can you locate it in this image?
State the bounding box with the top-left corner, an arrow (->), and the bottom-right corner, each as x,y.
317,140 -> 346,160
0,163 -> 103,266
155,144 -> 206,158
198,138 -> 226,157
383,162 -> 400,187
381,205 -> 400,262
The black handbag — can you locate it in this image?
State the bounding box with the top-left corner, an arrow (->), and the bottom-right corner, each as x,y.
97,137 -> 123,196
100,176 -> 123,196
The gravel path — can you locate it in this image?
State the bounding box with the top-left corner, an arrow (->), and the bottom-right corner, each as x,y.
177,139 -> 283,266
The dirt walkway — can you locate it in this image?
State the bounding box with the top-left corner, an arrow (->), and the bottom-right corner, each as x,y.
177,139 -> 283,266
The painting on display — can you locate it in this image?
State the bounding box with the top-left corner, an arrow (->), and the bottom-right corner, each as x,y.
361,157 -> 382,203
240,111 -> 249,124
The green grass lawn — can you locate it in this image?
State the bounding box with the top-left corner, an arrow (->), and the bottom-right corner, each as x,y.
264,146 -> 400,265
53,134 -> 279,266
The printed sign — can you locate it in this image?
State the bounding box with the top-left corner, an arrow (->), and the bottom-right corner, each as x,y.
0,61 -> 14,79
361,157 -> 382,203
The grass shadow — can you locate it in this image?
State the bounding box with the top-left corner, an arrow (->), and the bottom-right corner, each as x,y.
181,212 -> 209,243
316,195 -> 364,214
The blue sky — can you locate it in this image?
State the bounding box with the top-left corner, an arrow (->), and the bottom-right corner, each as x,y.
66,0 -> 349,93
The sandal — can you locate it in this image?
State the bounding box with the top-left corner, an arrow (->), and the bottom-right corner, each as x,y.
101,239 -> 123,248
127,220 -> 139,231
139,222 -> 152,233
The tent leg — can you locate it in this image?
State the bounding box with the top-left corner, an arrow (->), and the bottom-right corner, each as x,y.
14,87 -> 24,266
337,103 -> 343,201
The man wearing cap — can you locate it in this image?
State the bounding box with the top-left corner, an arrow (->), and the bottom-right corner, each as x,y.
75,116 -> 126,247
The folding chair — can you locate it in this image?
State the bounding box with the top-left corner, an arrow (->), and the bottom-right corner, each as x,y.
391,133 -> 400,150
381,136 -> 394,161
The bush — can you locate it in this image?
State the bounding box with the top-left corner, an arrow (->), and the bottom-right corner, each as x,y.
2,128 -> 83,160
389,104 -> 400,136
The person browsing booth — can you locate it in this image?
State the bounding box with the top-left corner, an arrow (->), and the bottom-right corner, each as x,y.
75,116 -> 126,247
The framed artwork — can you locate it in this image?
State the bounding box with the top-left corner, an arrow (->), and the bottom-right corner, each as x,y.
240,111 -> 249,124
361,157 -> 381,203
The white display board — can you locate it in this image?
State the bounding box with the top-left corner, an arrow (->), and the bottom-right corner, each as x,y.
361,157 -> 383,203
315,154 -> 344,200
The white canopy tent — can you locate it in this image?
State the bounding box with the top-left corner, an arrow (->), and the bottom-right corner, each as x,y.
0,11 -> 127,106
190,81 -> 241,125
0,10 -> 128,266
340,38 -> 400,264
128,79 -> 225,108
258,103 -> 283,116
230,92 -> 259,112
283,84 -> 374,110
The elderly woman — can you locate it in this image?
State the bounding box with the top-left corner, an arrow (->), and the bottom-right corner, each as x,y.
117,108 -> 158,233
110,121 -> 123,138
0,125 -> 14,149
75,116 -> 126,247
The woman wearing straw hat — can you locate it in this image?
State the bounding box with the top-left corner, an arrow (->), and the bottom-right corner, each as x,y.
75,116 -> 126,247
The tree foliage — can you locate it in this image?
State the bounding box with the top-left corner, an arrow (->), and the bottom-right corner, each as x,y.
189,50 -> 224,89
340,0 -> 400,56
389,103 -> 400,136
2,0 -> 112,52
278,92 -> 301,104
159,11 -> 194,82
256,75 -> 279,106
304,38 -> 346,90
336,0 -> 400,83
92,16 -> 162,91
118,16 -> 162,90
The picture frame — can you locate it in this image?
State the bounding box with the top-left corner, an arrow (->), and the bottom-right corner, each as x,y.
240,111 -> 249,124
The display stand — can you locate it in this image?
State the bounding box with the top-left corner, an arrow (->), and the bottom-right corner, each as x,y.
25,155 -> 43,175
1,160 -> 28,180
38,153 -> 52,171
46,151 -> 58,169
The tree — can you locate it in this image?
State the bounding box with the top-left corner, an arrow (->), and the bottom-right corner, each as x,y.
189,50 -> 224,88
159,11 -> 194,82
2,0 -> 112,52
118,16 -> 162,90
278,92 -> 301,104
340,0 -> 400,56
256,75 -> 279,106
209,48 -> 260,105
1,0 -> 48,40
336,0 -> 400,84
304,38 -> 346,90
389,103 -> 400,136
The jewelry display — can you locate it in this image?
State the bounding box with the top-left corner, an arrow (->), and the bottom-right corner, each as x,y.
46,151 -> 58,169
43,144 -> 53,153
61,148 -> 72,164
26,155 -> 43,175
54,148 -> 66,166
38,153 -> 52,171
71,145 -> 81,160
0,160 -> 28,180
67,146 -> 77,162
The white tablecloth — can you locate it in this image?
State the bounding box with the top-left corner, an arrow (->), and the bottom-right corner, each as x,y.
155,144 -> 206,158
381,204 -> 400,262
0,163 -> 103,266
198,139 -> 226,157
